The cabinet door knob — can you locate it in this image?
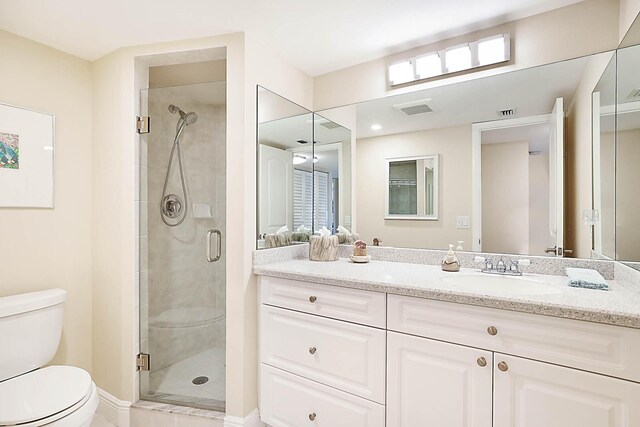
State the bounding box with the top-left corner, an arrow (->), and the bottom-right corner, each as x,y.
309,412 -> 317,421
487,326 -> 498,336
477,357 -> 487,367
309,346 -> 317,355
498,361 -> 509,372
309,296 -> 317,303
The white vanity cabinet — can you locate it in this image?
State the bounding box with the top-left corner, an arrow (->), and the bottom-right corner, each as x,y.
258,276 -> 640,427
386,331 -> 493,427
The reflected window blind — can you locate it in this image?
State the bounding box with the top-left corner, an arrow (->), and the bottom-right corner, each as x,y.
293,169 -> 313,229
314,170 -> 330,230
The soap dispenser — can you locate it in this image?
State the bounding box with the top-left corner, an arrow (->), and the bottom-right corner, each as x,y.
442,244 -> 461,272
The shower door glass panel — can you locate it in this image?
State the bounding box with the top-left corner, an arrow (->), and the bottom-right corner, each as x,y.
139,81 -> 226,411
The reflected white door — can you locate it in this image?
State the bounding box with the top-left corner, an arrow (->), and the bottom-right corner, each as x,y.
259,145 -> 293,235
548,97 -> 565,256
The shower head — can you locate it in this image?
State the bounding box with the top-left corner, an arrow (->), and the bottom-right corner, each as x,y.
168,104 -> 198,125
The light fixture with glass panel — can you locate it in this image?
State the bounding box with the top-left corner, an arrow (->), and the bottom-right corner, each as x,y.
388,34 -> 510,86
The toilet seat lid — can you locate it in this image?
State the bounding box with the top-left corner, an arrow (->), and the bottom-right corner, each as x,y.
0,365 -> 92,426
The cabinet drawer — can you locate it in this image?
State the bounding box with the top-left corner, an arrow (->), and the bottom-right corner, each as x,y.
260,364 -> 385,427
261,305 -> 386,403
388,295 -> 640,382
260,276 -> 386,328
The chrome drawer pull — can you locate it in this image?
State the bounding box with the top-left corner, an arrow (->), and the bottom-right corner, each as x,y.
487,326 -> 498,336
309,412 -> 317,421
309,346 -> 317,355
477,357 -> 487,367
498,361 -> 509,372
309,296 -> 317,303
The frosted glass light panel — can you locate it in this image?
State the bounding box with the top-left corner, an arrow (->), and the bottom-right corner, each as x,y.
416,54 -> 442,80
446,46 -> 471,73
478,35 -> 508,66
0,102 -> 54,208
389,60 -> 414,85
385,155 -> 439,220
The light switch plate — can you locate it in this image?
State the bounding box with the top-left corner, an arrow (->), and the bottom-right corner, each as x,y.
456,216 -> 470,229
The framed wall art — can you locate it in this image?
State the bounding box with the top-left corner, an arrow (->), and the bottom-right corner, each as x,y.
0,102 -> 55,208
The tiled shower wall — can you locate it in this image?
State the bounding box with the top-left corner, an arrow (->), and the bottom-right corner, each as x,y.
140,83 -> 226,386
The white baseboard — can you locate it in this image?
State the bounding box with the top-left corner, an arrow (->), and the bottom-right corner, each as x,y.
97,388 -> 131,427
224,408 -> 264,427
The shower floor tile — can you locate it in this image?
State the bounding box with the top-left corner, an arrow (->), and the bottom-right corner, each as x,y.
146,347 -> 225,410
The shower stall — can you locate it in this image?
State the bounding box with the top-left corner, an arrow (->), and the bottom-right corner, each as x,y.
138,78 -> 226,411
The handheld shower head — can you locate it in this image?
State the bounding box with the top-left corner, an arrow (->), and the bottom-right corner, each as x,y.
168,104 -> 198,125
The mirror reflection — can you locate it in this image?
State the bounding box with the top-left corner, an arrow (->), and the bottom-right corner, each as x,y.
257,88 -> 354,249
318,52 -> 612,257
257,87 -> 313,248
615,43 -> 640,265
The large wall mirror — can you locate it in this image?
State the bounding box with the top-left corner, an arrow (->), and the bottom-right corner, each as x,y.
318,50 -> 614,258
256,87 -> 353,249
593,13 -> 640,269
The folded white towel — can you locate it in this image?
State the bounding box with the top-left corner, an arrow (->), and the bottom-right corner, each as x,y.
566,268 -> 609,291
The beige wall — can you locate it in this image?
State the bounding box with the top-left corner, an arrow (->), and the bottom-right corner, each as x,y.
0,30 -> 93,371
566,51 -> 614,258
482,142 -> 530,254
313,0 -> 619,110
620,0 -> 640,41
356,126 -> 472,249
529,152 -> 551,256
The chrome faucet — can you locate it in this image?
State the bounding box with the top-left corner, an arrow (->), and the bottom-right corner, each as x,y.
474,255 -> 530,276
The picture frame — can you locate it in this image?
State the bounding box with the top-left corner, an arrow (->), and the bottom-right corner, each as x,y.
0,102 -> 55,208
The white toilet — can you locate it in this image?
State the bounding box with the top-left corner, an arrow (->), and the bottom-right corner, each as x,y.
0,289 -> 98,427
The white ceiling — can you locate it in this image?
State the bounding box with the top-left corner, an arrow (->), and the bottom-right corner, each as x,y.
342,53 -> 596,139
0,0 -> 583,76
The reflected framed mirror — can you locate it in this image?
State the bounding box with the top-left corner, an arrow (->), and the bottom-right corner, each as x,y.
385,155 -> 439,220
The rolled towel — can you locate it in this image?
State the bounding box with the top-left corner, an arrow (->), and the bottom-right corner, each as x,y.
566,268 -> 609,291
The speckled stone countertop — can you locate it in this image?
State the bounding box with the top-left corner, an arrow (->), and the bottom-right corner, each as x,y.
253,258 -> 640,329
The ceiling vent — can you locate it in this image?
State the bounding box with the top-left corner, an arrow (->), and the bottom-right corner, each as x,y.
392,98 -> 438,116
497,107 -> 517,117
627,88 -> 640,99
320,121 -> 342,129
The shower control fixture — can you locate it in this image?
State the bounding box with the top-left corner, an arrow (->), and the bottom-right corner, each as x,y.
162,194 -> 183,219
161,104 -> 198,227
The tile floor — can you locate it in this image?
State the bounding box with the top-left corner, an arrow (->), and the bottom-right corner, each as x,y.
91,414 -> 114,427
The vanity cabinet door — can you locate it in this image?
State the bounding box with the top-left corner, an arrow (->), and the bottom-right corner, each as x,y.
387,331 -> 492,427
493,354 -> 640,427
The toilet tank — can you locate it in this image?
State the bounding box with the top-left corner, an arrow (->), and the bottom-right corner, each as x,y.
0,289 -> 66,381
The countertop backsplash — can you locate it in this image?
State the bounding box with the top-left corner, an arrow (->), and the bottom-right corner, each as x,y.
253,244 -> 616,279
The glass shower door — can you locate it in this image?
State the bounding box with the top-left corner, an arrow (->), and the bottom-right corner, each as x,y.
138,81 -> 226,411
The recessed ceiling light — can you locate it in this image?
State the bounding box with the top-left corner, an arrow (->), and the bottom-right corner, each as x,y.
371,124 -> 382,131
293,154 -> 307,165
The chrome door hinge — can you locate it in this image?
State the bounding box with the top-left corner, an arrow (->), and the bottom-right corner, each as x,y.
136,116 -> 150,134
136,353 -> 150,371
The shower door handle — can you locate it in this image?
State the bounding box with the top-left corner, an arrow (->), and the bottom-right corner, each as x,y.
207,229 -> 222,262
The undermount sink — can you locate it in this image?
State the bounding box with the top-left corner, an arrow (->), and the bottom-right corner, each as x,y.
442,274 -> 562,295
